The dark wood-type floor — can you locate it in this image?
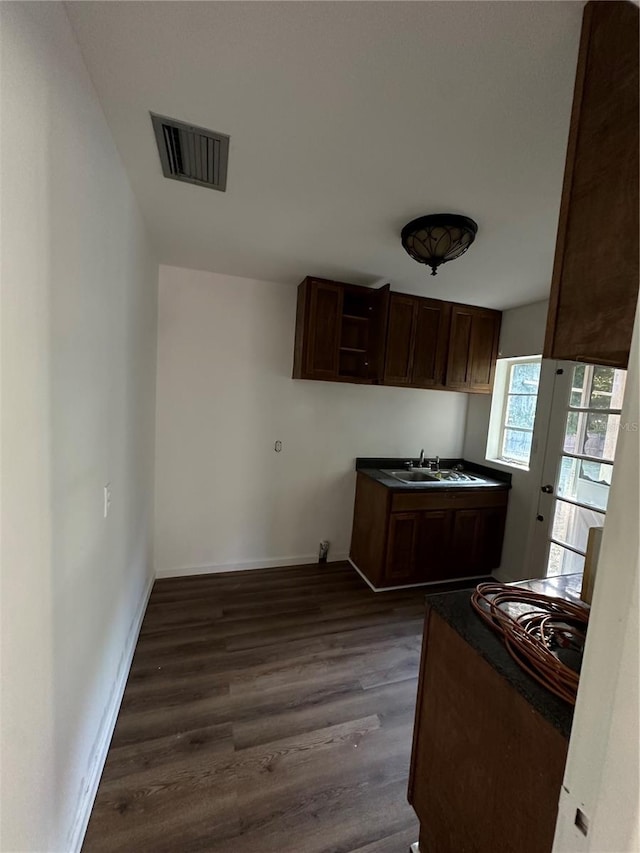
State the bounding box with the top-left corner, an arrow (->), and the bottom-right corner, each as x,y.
82,562 -> 470,853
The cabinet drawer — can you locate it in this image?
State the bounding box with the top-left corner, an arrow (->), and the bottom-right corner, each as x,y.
391,488 -> 508,513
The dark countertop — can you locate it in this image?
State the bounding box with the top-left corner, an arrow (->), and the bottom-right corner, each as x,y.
355,457 -> 511,491
425,574 -> 584,739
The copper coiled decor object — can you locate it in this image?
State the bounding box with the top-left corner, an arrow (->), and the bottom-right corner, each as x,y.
471,583 -> 590,705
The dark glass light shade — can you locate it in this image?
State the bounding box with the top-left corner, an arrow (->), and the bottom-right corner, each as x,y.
401,213 -> 478,276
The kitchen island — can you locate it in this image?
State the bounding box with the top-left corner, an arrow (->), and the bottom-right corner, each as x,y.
408,574 -> 582,853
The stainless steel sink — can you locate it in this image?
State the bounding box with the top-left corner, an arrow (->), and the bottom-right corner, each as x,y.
381,469 -> 439,483
430,469 -> 481,482
381,468 -> 482,485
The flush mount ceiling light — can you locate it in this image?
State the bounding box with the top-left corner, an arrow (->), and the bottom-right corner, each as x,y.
401,213 -> 478,276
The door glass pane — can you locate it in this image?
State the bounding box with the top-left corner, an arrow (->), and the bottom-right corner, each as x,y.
563,412 -> 621,460
557,456 -> 613,511
552,499 -> 605,553
548,542 -> 585,577
583,413 -> 620,459
563,411 -> 580,454
505,394 -> 537,430
502,429 -> 532,464
589,367 -> 627,409
569,365 -> 586,407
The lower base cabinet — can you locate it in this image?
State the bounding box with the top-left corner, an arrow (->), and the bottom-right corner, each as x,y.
409,609 -> 568,853
349,473 -> 509,589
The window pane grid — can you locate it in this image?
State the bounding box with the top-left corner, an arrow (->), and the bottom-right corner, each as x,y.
548,542 -> 586,577
496,359 -> 541,467
487,356 -> 541,470
568,406 -> 623,414
549,537 -> 587,557
561,450 -> 616,465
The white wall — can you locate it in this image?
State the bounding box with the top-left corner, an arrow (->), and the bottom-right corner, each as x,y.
154,266 -> 468,576
497,300 -> 549,361
0,4 -> 157,851
463,300 -> 550,581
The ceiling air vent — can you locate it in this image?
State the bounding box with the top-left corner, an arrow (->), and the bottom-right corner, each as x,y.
151,113 -> 229,192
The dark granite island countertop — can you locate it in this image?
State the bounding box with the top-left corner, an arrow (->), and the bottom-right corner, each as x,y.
424,574 -> 584,739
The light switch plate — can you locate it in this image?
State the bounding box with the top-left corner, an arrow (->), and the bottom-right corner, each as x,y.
104,483 -> 112,518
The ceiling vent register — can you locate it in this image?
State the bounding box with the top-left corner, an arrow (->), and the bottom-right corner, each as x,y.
151,113 -> 229,192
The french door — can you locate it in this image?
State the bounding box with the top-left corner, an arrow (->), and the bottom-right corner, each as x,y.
532,361 -> 627,577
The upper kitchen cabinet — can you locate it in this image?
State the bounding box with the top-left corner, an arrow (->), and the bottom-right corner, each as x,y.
446,304 -> 501,393
294,278 -> 501,394
544,0 -> 639,368
292,277 -> 389,383
383,294 -> 451,389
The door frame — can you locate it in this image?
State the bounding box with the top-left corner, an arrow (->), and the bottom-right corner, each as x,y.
526,360 -> 625,578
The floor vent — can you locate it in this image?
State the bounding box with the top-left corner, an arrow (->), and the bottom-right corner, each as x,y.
150,113 -> 229,192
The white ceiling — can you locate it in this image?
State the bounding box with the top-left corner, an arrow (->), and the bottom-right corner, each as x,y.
66,1 -> 583,309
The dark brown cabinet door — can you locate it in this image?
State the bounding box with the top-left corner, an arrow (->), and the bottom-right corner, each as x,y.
412,300 -> 451,388
385,512 -> 419,583
415,510 -> 454,583
476,505 -> 507,571
448,508 -> 484,577
383,294 -> 417,385
305,280 -> 343,379
446,306 -> 500,393
446,306 -> 473,389
544,1 -> 639,368
367,283 -> 390,383
468,311 -> 500,392
448,505 -> 507,576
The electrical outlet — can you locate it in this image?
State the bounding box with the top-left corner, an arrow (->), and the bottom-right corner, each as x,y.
103,483 -> 112,519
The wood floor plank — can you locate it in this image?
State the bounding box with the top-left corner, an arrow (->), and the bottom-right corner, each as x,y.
83,561 -> 463,852
350,825 -> 419,853
101,722 -> 234,782
231,679 -> 419,751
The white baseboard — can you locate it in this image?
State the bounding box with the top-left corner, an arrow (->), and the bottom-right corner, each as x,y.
349,559 -> 436,592
156,552 -> 350,579
66,574 -> 153,853
349,558 -> 489,593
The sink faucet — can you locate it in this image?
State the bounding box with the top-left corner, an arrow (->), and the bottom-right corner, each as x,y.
430,455 -> 440,472
418,449 -> 425,468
